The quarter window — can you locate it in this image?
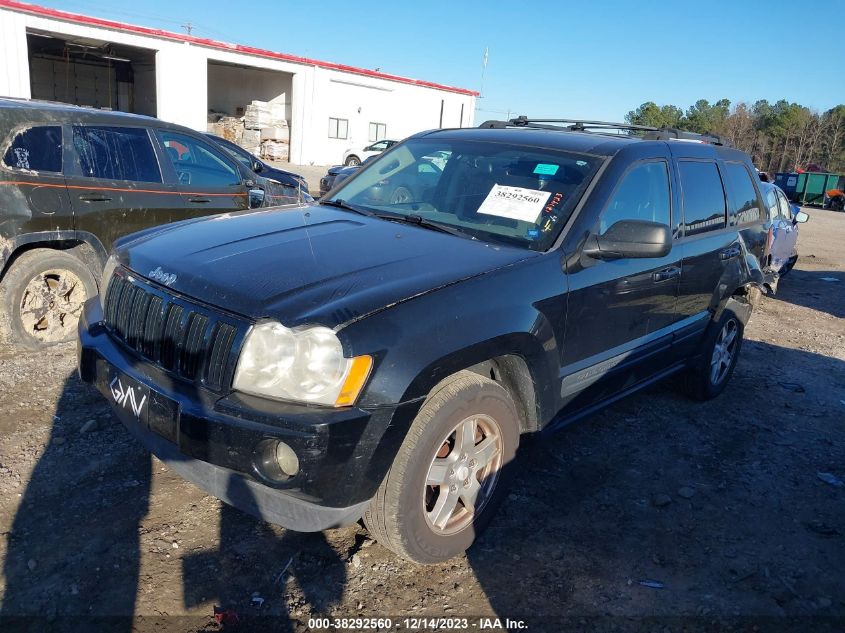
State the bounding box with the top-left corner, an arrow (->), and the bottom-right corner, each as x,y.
723,162 -> 761,225
72,126 -> 161,183
3,125 -> 62,173
368,122 -> 386,142
329,118 -> 348,140
678,161 -> 727,236
160,131 -> 240,187
598,161 -> 671,235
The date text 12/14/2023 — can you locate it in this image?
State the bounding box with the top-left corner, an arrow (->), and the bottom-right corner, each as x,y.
306,617 -> 529,630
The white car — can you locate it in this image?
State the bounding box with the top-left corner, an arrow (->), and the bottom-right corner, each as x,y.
342,139 -> 397,166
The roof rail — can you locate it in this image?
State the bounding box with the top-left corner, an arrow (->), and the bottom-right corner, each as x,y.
477,116 -> 732,146
640,128 -> 731,147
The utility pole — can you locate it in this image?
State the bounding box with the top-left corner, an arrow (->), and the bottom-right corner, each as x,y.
476,46 -> 488,113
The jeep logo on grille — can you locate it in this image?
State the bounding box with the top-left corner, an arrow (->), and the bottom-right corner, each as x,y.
149,267 -> 177,286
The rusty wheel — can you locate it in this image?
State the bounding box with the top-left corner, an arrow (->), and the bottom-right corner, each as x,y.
1,249 -> 97,350
19,268 -> 86,344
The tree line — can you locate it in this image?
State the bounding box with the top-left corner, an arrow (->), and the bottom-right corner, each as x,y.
625,99 -> 845,174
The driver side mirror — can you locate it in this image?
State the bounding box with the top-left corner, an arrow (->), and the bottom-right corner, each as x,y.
583,220 -> 672,260
793,210 -> 809,224
251,160 -> 264,173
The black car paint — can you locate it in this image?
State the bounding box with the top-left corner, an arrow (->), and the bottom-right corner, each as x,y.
78,126 -> 767,530
205,133 -> 309,194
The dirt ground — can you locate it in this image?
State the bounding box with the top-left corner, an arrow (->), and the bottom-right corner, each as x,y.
0,209 -> 843,632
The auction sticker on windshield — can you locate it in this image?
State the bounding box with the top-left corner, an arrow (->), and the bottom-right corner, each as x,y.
477,184 -> 551,223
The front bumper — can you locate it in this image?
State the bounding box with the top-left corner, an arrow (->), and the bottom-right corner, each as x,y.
77,297 -> 416,531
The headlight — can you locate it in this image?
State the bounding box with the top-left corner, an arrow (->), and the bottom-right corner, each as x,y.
233,321 -> 372,407
99,255 -> 119,309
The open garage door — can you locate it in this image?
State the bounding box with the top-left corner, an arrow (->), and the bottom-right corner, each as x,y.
207,60 -> 293,161
27,30 -> 156,116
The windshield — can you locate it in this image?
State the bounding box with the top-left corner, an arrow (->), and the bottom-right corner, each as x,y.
326,137 -> 603,250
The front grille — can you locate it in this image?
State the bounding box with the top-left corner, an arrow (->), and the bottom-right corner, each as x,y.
103,271 -> 245,391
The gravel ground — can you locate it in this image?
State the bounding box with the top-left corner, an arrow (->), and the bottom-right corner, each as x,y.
0,208 -> 843,632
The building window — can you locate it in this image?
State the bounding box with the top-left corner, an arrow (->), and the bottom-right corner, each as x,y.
329,118 -> 348,140
368,122 -> 387,142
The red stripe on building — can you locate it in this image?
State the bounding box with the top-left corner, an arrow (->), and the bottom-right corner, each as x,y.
0,0 -> 479,96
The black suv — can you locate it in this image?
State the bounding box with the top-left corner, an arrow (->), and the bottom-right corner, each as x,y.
0,98 -> 301,350
78,118 -> 767,563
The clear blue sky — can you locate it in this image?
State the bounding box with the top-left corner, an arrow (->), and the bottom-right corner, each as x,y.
38,0 -> 845,122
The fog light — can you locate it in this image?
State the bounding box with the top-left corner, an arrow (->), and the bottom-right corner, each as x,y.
275,441 -> 300,477
253,438 -> 300,483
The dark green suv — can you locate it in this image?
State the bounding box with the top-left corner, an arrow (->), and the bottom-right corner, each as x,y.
0,98 -> 296,350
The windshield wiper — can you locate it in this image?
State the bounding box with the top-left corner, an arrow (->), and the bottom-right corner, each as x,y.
321,198 -> 375,217
375,213 -> 475,239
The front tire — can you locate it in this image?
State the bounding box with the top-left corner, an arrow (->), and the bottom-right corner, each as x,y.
684,307 -> 744,401
0,248 -> 97,350
344,155 -> 361,167
364,371 -> 520,563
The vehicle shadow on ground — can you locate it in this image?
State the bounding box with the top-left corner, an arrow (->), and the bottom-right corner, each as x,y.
2,339 -> 843,630
181,481 -> 346,631
772,269 -> 844,318
465,339 -> 845,624
0,368 -> 151,633
1,354 -> 347,632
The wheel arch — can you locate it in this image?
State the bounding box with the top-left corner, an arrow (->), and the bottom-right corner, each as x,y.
396,334 -> 556,435
0,231 -> 107,286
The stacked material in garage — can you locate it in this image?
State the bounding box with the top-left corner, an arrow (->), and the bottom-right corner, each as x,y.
241,129 -> 261,155
244,101 -> 286,130
261,140 -> 289,161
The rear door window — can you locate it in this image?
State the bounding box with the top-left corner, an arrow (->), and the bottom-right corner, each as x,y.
678,161 -> 727,236
764,188 -> 779,220
776,191 -> 793,220
3,125 -> 62,173
723,162 -> 762,225
598,161 -> 670,234
72,126 -> 162,183
160,131 -> 241,187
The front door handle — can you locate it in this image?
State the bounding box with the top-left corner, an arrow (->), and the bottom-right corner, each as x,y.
652,266 -> 681,282
720,246 -> 741,260
78,193 -> 112,203
187,196 -> 211,204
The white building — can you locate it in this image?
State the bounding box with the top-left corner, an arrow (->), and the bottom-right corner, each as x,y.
0,0 -> 477,165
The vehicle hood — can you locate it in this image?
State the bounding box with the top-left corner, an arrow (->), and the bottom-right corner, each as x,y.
117,205 -> 536,328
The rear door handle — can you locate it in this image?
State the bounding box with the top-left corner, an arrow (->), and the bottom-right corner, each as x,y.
188,196 -> 211,204
78,193 -> 112,202
720,246 -> 741,260
652,267 -> 681,282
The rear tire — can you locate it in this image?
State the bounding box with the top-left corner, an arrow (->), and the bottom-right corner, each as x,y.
344,155 -> 361,167
364,371 -> 520,563
683,307 -> 744,401
0,248 -> 97,350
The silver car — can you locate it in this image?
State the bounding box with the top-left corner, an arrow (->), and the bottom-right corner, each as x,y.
760,181 -> 809,283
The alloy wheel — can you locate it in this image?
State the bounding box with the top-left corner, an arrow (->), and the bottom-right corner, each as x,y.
710,318 -> 738,385
423,413 -> 503,535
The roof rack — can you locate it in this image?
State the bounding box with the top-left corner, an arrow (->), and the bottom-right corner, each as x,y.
478,116 -> 731,146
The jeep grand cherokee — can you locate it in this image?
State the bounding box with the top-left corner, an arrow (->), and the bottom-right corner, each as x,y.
78,118 -> 767,563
